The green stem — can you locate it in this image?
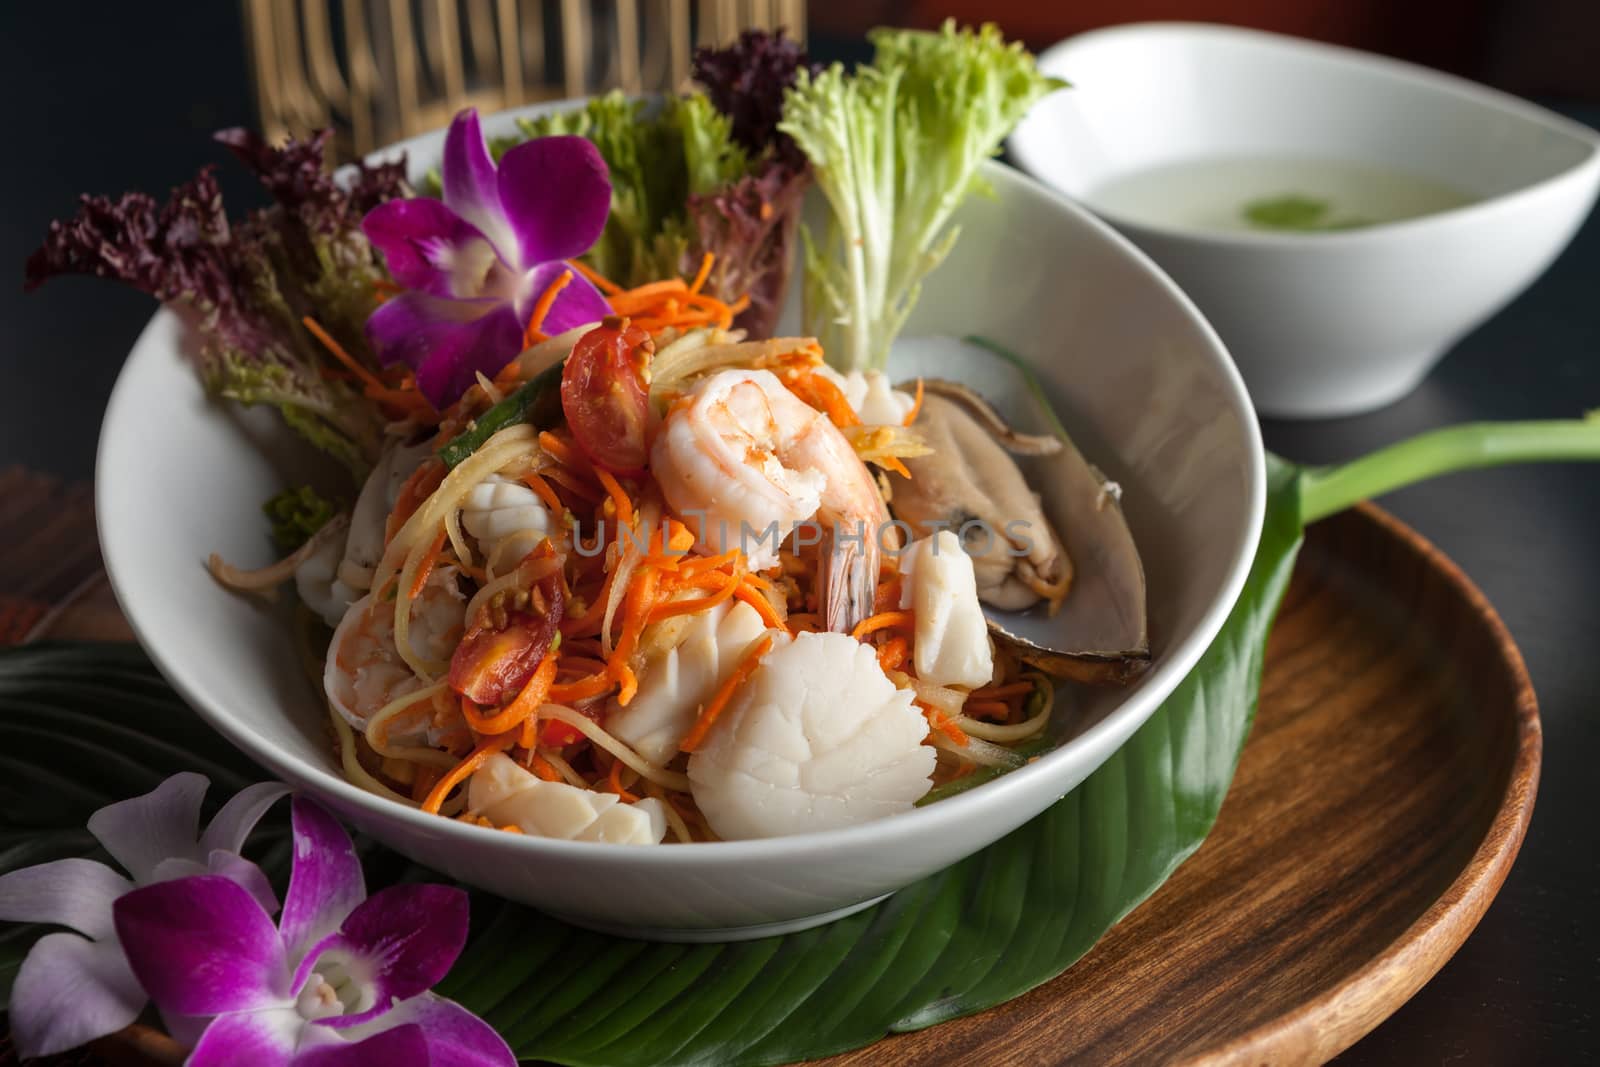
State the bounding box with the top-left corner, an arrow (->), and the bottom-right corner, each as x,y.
1299,415 -> 1600,524
964,335 -> 1074,443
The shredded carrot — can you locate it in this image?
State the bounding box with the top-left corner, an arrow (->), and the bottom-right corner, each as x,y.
537,431 -> 589,471
594,468 -> 634,526
612,664 -> 638,707
560,567 -> 618,637
850,610 -> 915,640
607,758 -> 640,803
387,460 -> 446,545
524,268 -> 573,347
528,753 -> 562,783
662,569 -> 743,593
882,456 -> 913,479
421,732 -> 514,814
649,569 -> 742,623
302,316 -> 385,393
521,472 -> 565,514
877,635 -> 909,672
679,634 -> 775,753
675,550 -> 740,576
609,279 -> 689,316
721,293 -> 750,328
920,703 -> 969,746
460,654 -> 558,736
874,575 -> 903,614
687,252 -> 714,295
568,257 -> 623,295
904,378 -> 925,426
408,529 -> 448,600
304,315 -> 436,416
608,567 -> 662,704
665,521 -> 697,555
789,371 -> 860,428
733,578 -> 789,632
549,671 -> 615,702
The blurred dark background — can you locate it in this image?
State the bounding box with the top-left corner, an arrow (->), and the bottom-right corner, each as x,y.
2,4 -> 1598,1066
5,0 -> 1598,480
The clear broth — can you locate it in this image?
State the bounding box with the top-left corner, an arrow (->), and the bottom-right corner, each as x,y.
1087,156 -> 1477,234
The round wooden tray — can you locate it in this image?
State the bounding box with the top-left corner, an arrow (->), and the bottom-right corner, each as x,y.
9,473 -> 1539,1067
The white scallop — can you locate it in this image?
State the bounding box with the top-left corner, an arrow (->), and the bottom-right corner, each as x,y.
687,631 -> 935,839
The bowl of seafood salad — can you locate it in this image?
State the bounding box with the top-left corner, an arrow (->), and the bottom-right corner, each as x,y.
87,25 -> 1263,938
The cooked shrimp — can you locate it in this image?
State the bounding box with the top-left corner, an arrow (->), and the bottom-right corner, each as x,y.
294,523 -> 360,628
324,566 -> 465,745
651,368 -> 890,632
687,631 -> 935,839
469,754 -> 666,843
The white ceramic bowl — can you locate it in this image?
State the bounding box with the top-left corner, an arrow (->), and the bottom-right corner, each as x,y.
97,103 -> 1264,940
1011,22 -> 1600,418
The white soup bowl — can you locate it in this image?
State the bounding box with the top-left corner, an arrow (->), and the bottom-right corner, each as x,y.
1011,22 -> 1600,418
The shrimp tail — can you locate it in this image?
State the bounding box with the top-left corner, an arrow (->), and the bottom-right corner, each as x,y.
820,520 -> 878,633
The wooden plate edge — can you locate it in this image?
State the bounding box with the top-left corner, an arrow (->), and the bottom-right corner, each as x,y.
1179,503 -> 1544,1067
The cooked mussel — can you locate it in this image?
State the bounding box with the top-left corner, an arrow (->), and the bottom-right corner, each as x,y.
886,378 -> 1149,685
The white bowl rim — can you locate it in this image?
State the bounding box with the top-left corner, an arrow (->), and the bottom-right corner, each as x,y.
96,153 -> 1266,865
1011,20 -> 1600,248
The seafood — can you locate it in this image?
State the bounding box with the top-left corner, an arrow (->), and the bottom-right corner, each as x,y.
295,440 -> 433,626
469,754 -> 666,843
897,531 -> 994,689
459,473 -> 554,576
608,600 -> 770,765
687,631 -> 935,839
289,516 -> 356,626
815,367 -> 917,425
887,384 -> 1071,612
651,368 -> 890,632
323,567 -> 466,745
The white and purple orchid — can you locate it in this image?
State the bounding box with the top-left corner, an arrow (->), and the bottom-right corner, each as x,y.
0,773 -> 287,1058
363,108 -> 614,407
112,797 -> 511,1067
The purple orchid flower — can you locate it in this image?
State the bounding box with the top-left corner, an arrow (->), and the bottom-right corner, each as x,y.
363,107 -> 614,407
0,773 -> 287,1058
113,797 -> 512,1067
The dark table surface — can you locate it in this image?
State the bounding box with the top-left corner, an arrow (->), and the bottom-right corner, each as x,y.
3,6 -> 1597,1063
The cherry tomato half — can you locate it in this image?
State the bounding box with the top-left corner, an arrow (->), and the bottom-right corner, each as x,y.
448,576 -> 565,705
560,322 -> 654,475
